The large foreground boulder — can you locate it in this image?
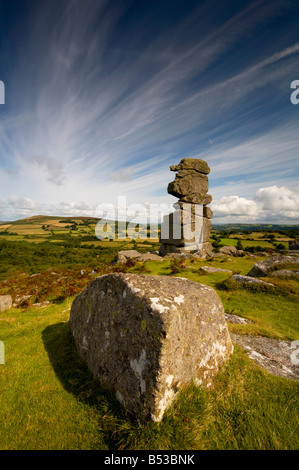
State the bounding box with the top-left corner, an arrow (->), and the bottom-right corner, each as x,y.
69,273 -> 233,422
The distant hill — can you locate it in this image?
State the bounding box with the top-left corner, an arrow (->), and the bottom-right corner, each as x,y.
9,215 -> 100,225
212,223 -> 299,232
0,214 -> 158,242
1,215 -> 299,239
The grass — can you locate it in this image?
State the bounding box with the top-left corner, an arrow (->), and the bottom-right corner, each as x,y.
138,256 -> 299,340
0,236 -> 298,449
0,300 -> 298,450
218,238 -> 274,248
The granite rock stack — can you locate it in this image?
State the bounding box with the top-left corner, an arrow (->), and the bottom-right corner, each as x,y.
159,158 -> 213,257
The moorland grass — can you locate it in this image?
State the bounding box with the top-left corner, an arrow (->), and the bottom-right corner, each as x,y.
0,253 -> 298,450
0,299 -> 298,450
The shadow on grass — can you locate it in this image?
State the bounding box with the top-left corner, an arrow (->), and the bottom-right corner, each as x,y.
41,321 -> 206,450
42,321 -> 130,449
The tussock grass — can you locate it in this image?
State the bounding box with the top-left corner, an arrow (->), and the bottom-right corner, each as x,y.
0,301 -> 298,450
0,253 -> 299,449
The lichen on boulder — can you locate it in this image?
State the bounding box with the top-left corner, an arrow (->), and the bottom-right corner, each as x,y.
69,273 -> 233,422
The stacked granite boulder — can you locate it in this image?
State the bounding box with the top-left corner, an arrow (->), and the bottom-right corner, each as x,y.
159,158 -> 213,257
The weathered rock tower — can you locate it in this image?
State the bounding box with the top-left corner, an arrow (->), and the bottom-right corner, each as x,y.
159,158 -> 213,257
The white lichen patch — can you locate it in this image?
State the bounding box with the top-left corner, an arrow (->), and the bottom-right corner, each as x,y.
150,297 -> 170,314
130,349 -> 147,394
211,305 -> 218,315
174,294 -> 185,305
165,374 -> 174,387
198,339 -> 230,370
127,283 -> 141,295
152,386 -> 176,422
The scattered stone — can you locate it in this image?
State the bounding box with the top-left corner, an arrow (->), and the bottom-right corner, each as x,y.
231,333 -> 299,380
116,250 -> 142,263
211,252 -> 227,258
163,252 -> 189,259
219,246 -> 238,256
69,273 -> 233,422
136,253 -> 163,262
0,295 -> 12,312
247,255 -> 299,277
225,313 -> 253,324
116,250 -> 163,263
12,295 -> 32,307
230,274 -> 275,287
270,270 -> 299,278
236,250 -> 245,257
32,301 -> 51,308
201,266 -> 233,274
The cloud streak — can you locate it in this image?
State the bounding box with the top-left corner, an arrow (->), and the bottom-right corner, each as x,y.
0,0 -> 298,222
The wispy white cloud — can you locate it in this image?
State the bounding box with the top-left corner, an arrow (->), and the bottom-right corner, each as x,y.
108,167 -> 134,182
0,0 -> 298,222
0,196 -> 37,220
31,155 -> 66,186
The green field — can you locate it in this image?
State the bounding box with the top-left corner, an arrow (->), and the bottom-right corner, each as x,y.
217,238 -> 274,249
1,254 -> 299,450
0,216 -> 298,450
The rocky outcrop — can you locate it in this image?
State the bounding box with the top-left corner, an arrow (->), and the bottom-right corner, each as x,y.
69,273 -> 233,422
116,250 -> 163,264
270,270 -> 299,277
159,158 -> 213,257
247,255 -> 299,277
219,246 -> 238,256
0,295 -> 12,312
230,274 -> 274,286
201,266 -> 233,274
231,333 -> 299,380
116,250 -> 143,263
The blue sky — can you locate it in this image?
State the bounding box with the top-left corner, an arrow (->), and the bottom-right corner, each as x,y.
0,0 -> 298,223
